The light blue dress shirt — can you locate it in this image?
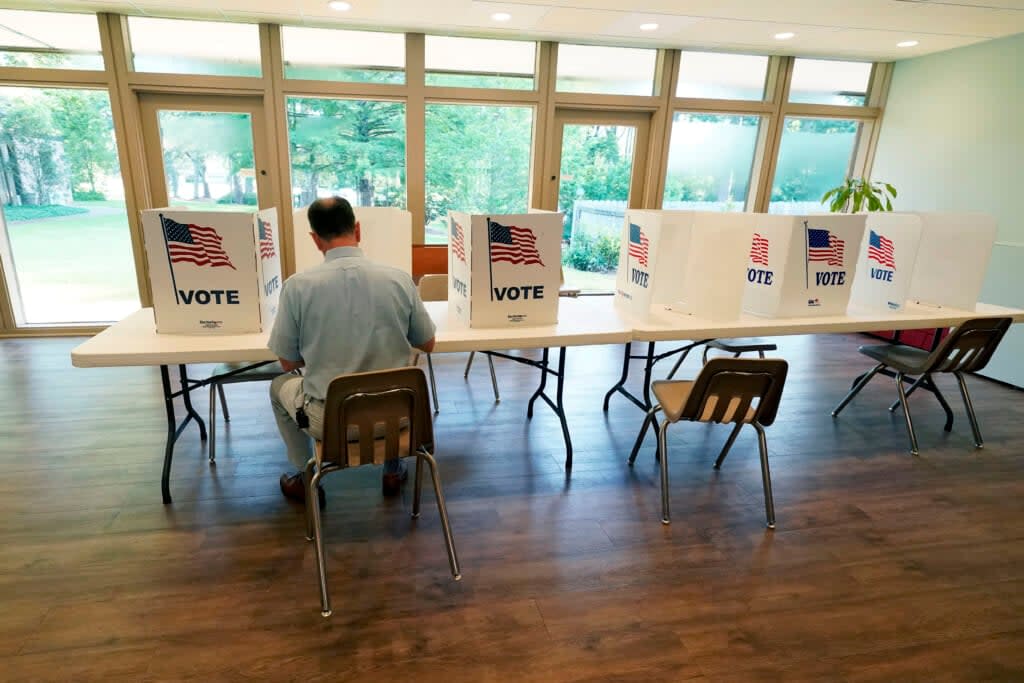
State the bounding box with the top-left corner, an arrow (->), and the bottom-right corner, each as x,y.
268,246 -> 436,400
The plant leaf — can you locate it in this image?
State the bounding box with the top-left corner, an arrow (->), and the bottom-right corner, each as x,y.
885,183 -> 897,198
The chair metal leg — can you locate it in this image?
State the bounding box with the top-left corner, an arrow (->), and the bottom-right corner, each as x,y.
758,350 -> 765,359
208,382 -> 217,464
411,452 -> 425,518
421,450 -> 461,580
425,353 -> 440,414
888,374 -> 926,412
218,383 -> 230,422
308,467 -> 332,617
701,345 -> 710,365
753,422 -> 775,529
955,372 -> 984,448
666,346 -> 694,380
658,419 -> 672,525
303,459 -> 316,541
923,374 -> 955,432
486,354 -> 500,404
832,363 -> 885,417
714,421 -> 744,470
628,405 -> 662,465
463,352 -> 475,379
895,371 -> 920,456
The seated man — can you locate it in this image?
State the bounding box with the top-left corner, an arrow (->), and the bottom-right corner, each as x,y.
269,197 -> 435,505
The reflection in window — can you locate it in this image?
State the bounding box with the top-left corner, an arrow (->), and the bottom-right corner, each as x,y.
128,17 -> 261,76
282,27 -> 404,83
789,59 -> 872,106
0,9 -> 103,70
424,104 -> 533,244
556,44 -> 656,96
425,36 -> 535,90
286,97 -> 406,209
676,52 -> 768,100
769,117 -> 862,215
663,113 -> 761,211
0,87 -> 138,324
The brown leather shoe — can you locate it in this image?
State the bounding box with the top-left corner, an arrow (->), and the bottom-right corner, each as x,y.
382,460 -> 408,497
279,472 -> 326,509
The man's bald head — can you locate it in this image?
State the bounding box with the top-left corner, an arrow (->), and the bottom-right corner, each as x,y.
307,196 -> 356,240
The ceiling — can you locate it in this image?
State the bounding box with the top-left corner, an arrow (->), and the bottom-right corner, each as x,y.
7,0 -> 1024,61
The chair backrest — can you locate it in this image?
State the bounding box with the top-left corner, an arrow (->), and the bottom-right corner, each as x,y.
320,367 -> 433,468
924,317 -> 1011,375
418,274 -> 448,302
679,357 -> 788,426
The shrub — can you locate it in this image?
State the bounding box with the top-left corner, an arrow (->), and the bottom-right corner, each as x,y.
72,190 -> 106,201
561,231 -> 620,273
3,204 -> 89,222
216,192 -> 258,205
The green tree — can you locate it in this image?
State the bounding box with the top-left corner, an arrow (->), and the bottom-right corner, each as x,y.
46,90 -> 118,196
557,125 -> 633,236
0,95 -> 61,205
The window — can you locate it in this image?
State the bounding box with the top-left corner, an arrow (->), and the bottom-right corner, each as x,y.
769,117 -> 862,215
127,17 -> 261,77
0,87 -> 138,325
663,113 -> 761,211
424,104 -> 534,244
789,59 -> 872,106
282,27 -> 404,83
676,52 -> 768,101
286,97 -> 406,209
0,10 -> 102,70
556,44 -> 656,96
425,36 -> 535,90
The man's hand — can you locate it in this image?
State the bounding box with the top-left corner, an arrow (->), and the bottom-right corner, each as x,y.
279,357 -> 305,373
414,337 -> 436,354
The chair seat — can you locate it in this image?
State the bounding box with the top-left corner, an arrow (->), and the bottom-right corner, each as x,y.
858,344 -> 930,374
707,338 -> 777,353
652,380 -> 755,424
212,361 -> 285,384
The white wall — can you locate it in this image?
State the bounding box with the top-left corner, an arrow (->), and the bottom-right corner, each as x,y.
872,32 -> 1024,387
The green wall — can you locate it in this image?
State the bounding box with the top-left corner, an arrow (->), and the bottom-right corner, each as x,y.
872,32 -> 1024,386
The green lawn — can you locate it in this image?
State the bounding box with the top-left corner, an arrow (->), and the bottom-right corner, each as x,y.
4,200 -> 140,324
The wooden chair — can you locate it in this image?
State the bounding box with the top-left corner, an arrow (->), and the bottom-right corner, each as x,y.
415,274 -> 499,413
302,367 -> 460,617
831,317 -> 1011,455
631,357 -> 789,528
207,361 -> 284,463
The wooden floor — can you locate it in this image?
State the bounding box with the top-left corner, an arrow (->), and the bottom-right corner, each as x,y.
2,333 -> 1024,682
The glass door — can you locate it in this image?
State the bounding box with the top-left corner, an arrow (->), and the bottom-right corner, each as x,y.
547,110 -> 650,292
138,94 -> 271,212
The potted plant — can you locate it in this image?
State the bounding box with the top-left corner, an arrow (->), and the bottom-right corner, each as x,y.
821,177 -> 897,213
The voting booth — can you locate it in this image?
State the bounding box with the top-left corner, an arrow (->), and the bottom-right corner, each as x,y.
293,206 -> 412,274
448,211 -> 562,328
907,212 -> 997,311
615,210 -> 757,322
614,210 -> 687,317
742,214 -> 867,318
142,207 -> 281,334
847,213 -> 923,314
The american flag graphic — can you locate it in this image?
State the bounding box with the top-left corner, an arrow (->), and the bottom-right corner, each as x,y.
161,216 -> 236,270
258,218 -> 275,260
450,218 -> 466,263
749,233 -> 769,266
867,229 -> 895,268
487,220 -> 544,266
806,227 -> 845,267
628,223 -> 649,267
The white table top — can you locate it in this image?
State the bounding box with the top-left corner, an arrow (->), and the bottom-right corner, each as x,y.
70,298 -> 1024,369
629,302 -> 1024,343
70,298 -> 633,368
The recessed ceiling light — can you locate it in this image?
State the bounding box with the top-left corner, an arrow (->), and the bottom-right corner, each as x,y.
774,32 -> 795,40
327,0 -> 351,10
491,12 -> 512,22
639,23 -> 659,31
897,40 -> 919,48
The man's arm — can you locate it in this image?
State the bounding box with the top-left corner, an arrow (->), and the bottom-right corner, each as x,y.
414,337 -> 435,354
406,278 -> 438,354
278,357 -> 305,373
